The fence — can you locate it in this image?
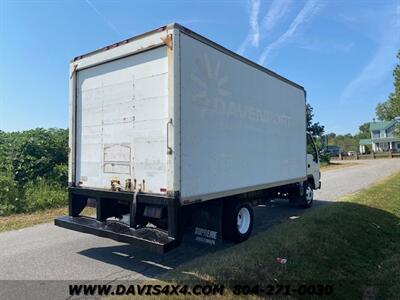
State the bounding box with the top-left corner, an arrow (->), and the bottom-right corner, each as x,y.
331,151 -> 400,161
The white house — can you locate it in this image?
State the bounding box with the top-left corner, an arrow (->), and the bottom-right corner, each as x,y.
359,117 -> 400,154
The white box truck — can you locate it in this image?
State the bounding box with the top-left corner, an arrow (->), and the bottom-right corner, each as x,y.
55,23 -> 321,253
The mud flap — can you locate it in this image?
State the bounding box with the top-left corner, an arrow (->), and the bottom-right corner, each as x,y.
189,199 -> 223,246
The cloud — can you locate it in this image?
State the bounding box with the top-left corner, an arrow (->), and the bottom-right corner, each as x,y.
85,0 -> 121,36
238,0 -> 292,55
258,0 -> 321,65
262,0 -> 292,31
249,0 -> 261,47
237,0 -> 261,55
340,4 -> 400,103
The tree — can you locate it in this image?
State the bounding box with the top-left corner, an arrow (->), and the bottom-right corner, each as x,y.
0,128 -> 68,216
325,132 -> 336,140
306,103 -> 325,136
395,123 -> 400,137
356,122 -> 370,139
326,133 -> 358,152
376,50 -> 400,120
9,128 -> 68,186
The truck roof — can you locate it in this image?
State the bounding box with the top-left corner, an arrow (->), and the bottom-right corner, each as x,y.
71,23 -> 305,92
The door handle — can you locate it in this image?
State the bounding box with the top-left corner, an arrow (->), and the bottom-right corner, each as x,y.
166,118 -> 173,155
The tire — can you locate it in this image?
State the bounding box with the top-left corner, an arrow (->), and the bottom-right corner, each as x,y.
299,181 -> 314,208
223,200 -> 253,243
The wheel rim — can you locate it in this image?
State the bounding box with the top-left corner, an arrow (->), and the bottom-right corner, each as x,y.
306,186 -> 313,203
237,207 -> 251,234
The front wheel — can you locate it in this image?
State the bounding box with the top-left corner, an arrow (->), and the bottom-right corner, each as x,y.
223,201 -> 253,243
299,182 -> 314,208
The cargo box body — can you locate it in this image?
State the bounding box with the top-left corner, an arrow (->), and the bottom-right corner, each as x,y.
68,24 -> 307,206
57,23 -> 311,252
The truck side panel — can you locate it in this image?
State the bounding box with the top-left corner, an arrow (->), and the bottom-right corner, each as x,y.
179,33 -> 306,202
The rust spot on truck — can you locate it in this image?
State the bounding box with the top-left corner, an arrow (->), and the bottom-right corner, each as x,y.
161,34 -> 173,50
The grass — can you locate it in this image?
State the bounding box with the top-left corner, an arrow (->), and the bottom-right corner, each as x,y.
0,206 -> 95,233
320,161 -> 358,171
156,172 -> 400,299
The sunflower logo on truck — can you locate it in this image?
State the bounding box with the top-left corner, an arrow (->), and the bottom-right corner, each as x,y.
190,53 -> 231,116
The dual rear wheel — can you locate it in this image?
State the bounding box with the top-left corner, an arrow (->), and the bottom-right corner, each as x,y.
223,200 -> 253,243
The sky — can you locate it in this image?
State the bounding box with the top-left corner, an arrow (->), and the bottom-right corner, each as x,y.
0,0 -> 399,134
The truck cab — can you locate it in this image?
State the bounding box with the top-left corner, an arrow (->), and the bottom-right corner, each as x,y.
307,132 -> 321,190
294,132 -> 321,209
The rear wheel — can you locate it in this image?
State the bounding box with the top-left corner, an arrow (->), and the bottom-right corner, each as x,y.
223,200 -> 253,243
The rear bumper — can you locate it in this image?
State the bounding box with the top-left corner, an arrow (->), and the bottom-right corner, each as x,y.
55,216 -> 178,253
54,187 -> 181,253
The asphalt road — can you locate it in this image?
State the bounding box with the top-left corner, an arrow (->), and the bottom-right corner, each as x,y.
0,159 -> 399,287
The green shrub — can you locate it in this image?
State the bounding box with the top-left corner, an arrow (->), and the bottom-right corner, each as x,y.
11,128 -> 68,186
48,164 -> 68,186
319,152 -> 331,164
0,174 -> 25,216
23,179 -> 67,213
0,128 -> 69,216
